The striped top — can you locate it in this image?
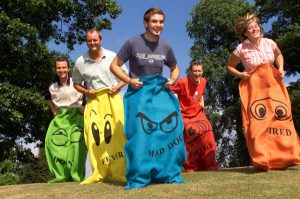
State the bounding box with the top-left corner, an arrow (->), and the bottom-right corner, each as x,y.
233,38 -> 277,72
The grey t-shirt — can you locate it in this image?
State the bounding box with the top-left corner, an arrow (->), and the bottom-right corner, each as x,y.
117,34 -> 177,78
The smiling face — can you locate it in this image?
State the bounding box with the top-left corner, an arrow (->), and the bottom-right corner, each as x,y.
244,21 -> 261,41
144,13 -> 164,38
55,60 -> 69,79
86,30 -> 102,54
190,64 -> 203,84
90,109 -> 113,146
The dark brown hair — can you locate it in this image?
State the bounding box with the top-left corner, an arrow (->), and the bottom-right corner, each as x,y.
189,60 -> 204,72
143,7 -> 165,22
55,57 -> 69,68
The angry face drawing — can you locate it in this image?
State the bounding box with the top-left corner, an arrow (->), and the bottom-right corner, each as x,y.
123,74 -> 186,189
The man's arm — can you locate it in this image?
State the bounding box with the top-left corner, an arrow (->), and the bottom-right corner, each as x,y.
200,95 -> 204,108
165,64 -> 180,88
73,83 -> 96,99
46,100 -> 58,116
109,81 -> 127,94
109,61 -> 129,94
72,61 -> 97,98
110,56 -> 143,89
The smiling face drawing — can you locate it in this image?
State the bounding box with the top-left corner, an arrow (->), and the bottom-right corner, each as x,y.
90,109 -> 113,146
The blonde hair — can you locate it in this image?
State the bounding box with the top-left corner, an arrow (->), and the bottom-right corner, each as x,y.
234,13 -> 260,42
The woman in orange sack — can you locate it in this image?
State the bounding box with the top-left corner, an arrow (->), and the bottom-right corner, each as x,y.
226,13 -> 300,171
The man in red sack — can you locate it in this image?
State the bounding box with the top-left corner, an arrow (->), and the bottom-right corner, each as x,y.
170,60 -> 218,172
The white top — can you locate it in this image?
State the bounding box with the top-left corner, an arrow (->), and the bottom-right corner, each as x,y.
73,47 -> 128,90
48,78 -> 83,108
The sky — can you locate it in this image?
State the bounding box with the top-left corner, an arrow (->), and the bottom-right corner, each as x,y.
48,0 -> 299,84
48,0 -> 199,79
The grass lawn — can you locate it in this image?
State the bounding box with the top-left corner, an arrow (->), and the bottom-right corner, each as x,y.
0,165 -> 299,199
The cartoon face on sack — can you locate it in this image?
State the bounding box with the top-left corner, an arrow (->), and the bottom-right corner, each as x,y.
81,90 -> 127,184
126,81 -> 185,160
49,125 -> 84,166
136,111 -> 179,134
90,109 -> 113,146
87,104 -> 126,167
250,97 -> 291,121
184,120 -> 212,146
123,75 -> 186,189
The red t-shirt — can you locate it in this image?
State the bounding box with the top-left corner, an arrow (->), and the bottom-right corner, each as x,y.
170,77 -> 206,117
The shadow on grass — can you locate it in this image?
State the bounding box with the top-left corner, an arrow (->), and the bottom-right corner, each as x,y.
217,164 -> 300,174
181,166 -> 262,175
218,166 -> 263,174
104,181 -> 127,187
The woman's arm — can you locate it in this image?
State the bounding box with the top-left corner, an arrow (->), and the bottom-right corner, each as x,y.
226,53 -> 250,80
274,46 -> 284,78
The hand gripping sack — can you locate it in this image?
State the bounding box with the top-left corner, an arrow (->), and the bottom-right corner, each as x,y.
239,63 -> 300,170
123,74 -> 186,189
81,89 -> 127,184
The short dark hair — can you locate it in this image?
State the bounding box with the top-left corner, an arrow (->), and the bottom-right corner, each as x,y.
86,28 -> 102,41
189,60 -> 203,72
55,57 -> 69,68
143,7 -> 165,22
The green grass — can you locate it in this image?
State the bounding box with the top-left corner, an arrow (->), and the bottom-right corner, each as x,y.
1,165 -> 300,199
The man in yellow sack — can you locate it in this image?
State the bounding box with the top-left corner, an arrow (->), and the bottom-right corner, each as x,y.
73,28 -> 129,184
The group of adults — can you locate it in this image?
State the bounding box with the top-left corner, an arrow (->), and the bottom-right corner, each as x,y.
44,8 -> 300,189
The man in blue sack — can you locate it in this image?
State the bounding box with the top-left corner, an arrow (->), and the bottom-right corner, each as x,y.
110,7 -> 186,190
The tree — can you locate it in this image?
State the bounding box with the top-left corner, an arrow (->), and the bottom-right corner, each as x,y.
0,159 -> 20,186
256,0 -> 300,136
288,80 -> 300,135
255,0 -> 300,75
187,0 -> 300,167
0,145 -> 35,185
0,0 -> 122,175
20,147 -> 53,183
186,0 -> 255,167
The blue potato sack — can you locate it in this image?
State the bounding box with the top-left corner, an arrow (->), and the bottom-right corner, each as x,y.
123,74 -> 186,189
